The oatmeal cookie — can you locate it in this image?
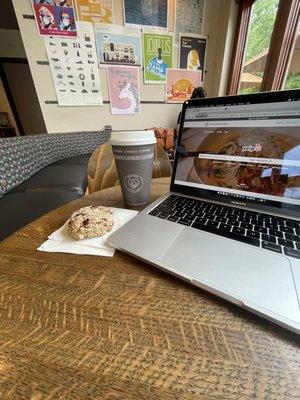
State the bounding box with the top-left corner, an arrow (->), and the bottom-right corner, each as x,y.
68,205 -> 114,240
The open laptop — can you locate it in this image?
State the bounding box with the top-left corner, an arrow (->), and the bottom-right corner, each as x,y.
108,90 -> 300,334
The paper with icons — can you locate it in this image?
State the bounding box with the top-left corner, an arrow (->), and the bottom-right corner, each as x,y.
44,21 -> 103,106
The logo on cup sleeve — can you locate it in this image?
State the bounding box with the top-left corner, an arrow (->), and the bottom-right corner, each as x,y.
124,174 -> 144,193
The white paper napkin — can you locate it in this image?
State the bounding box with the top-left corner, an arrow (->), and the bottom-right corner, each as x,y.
37,207 -> 138,257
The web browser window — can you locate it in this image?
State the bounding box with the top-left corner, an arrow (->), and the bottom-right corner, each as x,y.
174,100 -> 300,206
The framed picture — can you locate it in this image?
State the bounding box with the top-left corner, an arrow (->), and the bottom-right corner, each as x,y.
143,32 -> 173,84
179,34 -> 207,72
174,0 -> 204,44
95,24 -> 142,67
44,22 -> 103,106
123,0 -> 168,29
107,66 -> 141,114
31,0 -> 77,37
165,68 -> 202,103
74,0 -> 114,24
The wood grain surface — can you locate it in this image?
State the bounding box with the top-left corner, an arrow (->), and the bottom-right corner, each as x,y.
0,178 -> 299,400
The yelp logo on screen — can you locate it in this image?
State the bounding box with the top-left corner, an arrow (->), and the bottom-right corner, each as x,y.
241,143 -> 262,152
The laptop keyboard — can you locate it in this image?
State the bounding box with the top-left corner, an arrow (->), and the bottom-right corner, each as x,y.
148,195 -> 300,260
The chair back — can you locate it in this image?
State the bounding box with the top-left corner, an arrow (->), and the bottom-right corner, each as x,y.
87,142 -> 172,193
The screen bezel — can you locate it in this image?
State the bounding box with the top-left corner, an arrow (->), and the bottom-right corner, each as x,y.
170,89 -> 300,217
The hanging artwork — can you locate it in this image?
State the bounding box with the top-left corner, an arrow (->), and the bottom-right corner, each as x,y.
74,0 -> 114,24
123,0 -> 167,29
95,24 -> 142,67
165,69 -> 202,103
179,34 -> 207,72
143,32 -> 173,84
174,0 -> 204,45
31,0 -> 77,37
107,66 -> 141,115
44,21 -> 103,106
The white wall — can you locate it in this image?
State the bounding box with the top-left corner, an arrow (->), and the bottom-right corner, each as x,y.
12,0 -> 237,133
12,0 -> 183,133
202,0 -> 238,97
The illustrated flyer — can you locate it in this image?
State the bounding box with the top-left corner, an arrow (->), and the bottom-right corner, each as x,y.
44,21 -> 103,106
31,0 -> 77,37
123,0 -> 167,29
95,24 -> 142,67
74,0 -> 114,24
143,32 -> 173,84
106,66 -> 141,115
165,69 -> 202,103
174,0 -> 204,44
179,34 -> 207,72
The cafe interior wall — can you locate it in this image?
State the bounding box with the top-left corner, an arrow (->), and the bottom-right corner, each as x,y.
0,78 -> 18,134
0,28 -> 27,135
12,0 -> 238,134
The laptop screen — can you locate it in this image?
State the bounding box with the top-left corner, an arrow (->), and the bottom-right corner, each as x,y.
172,91 -> 300,214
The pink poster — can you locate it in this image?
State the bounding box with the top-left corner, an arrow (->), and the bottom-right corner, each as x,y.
107,66 -> 141,115
32,1 -> 77,37
165,68 -> 202,103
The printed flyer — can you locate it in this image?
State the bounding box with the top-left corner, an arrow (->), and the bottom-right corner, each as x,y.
179,34 -> 207,71
95,24 -> 142,67
174,0 -> 204,44
107,66 -> 141,115
143,32 -> 173,84
74,0 -> 114,24
32,0 -> 77,37
123,0 -> 167,29
165,69 -> 202,103
44,21 -> 103,106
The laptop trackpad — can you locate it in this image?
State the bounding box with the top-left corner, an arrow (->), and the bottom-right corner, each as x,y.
161,229 -> 300,322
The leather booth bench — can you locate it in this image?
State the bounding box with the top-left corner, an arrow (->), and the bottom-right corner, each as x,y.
0,131 -> 110,241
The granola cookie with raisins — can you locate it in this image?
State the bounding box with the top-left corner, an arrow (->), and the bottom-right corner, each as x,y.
68,205 -> 114,240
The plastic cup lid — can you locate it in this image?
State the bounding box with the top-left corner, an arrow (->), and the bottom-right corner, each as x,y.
110,130 -> 156,146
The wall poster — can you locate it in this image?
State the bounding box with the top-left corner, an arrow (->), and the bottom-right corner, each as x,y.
74,0 -> 114,24
44,21 -> 103,106
123,0 -> 168,29
165,68 -> 202,103
106,66 -> 141,115
143,32 -> 173,84
179,34 -> 207,72
32,0 -> 77,37
174,0 -> 204,45
95,24 -> 142,67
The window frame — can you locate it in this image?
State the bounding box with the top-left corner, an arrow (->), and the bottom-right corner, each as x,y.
226,0 -> 300,95
226,0 -> 255,95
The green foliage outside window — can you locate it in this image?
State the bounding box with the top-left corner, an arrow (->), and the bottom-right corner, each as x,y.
285,73 -> 300,89
240,0 -> 300,92
245,0 -> 279,62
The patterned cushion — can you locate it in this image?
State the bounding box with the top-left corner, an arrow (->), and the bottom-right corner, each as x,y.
37,131 -> 111,167
0,130 -> 111,197
0,136 -> 44,197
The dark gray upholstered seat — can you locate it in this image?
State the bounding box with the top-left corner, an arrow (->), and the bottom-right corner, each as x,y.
51,154 -> 91,166
11,165 -> 87,195
0,190 -> 79,242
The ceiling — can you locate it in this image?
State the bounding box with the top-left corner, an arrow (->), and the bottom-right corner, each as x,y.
0,0 -> 19,30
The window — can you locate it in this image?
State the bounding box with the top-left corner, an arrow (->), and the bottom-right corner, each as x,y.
284,22 -> 300,89
227,0 -> 300,95
239,0 -> 279,94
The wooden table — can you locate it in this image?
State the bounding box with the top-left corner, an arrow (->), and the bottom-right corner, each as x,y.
0,178 -> 299,399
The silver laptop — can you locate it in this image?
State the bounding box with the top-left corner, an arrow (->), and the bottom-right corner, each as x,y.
108,90 -> 300,334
